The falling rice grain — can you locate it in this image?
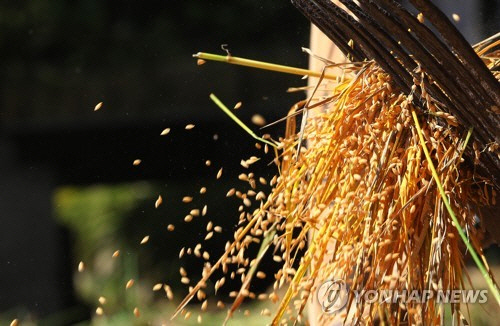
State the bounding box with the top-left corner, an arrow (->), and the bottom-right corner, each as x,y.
98,296 -> 107,304
256,191 -> 266,201
234,101 -> 242,110
10,319 -> 19,326
126,279 -> 135,289
452,13 -> 460,22
217,168 -> 223,179
182,196 -> 193,203
133,307 -> 140,317
153,283 -> 163,291
78,261 -> 85,272
133,159 -> 142,166
200,187 -> 207,194
258,293 -> 267,300
185,124 -> 195,130
205,160 -> 211,166
217,301 -> 225,309
214,226 -> 222,233
197,315 -> 202,324
184,215 -> 193,222
251,114 -> 266,126
202,205 -> 207,216
160,128 -> 171,136
181,277 -> 190,284
226,188 -> 236,197
96,307 -> 104,315
197,59 -> 206,66
256,271 -> 266,279
167,224 -> 175,231
197,289 -> 206,301
202,251 -> 210,260
112,250 -> 120,258
140,235 -> 150,244
417,12 -> 424,23
164,285 -> 174,300
94,102 -> 103,111
201,300 -> 208,311
243,197 -> 252,207
155,195 -> 163,208
205,232 -> 214,240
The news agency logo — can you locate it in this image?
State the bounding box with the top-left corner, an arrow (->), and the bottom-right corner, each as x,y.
318,279 -> 488,314
317,279 -> 349,314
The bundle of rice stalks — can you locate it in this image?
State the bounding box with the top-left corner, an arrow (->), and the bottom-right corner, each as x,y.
172,3 -> 499,325
267,61 -> 496,325
172,48 -> 498,325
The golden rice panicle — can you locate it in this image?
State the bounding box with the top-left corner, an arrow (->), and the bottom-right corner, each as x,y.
175,51 -> 497,325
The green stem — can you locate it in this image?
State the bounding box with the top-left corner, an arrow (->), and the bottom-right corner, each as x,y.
195,52 -> 338,80
411,110 -> 500,305
209,93 -> 277,148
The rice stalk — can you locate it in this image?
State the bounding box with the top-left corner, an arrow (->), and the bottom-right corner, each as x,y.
173,45 -> 499,325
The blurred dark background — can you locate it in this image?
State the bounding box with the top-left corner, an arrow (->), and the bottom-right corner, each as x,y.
0,1 -> 310,325
0,1 -> 498,325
